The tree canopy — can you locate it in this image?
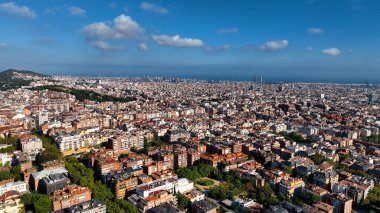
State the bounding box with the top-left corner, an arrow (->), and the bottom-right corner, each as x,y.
176,163 -> 215,181
21,191 -> 52,213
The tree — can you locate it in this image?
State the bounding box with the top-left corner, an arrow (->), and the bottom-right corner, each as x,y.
34,196 -> 52,213
284,166 -> 293,174
21,192 -> 52,213
10,165 -> 22,181
311,194 -> 321,204
0,170 -> 13,181
253,184 -> 280,207
176,163 -> 215,181
362,186 -> 380,211
37,134 -> 62,164
177,193 -> 190,210
309,154 -> 325,165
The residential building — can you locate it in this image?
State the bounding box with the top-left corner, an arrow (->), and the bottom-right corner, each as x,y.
30,168 -> 68,191
0,191 -> 24,213
324,194 -> 353,213
56,198 -> 106,213
279,177 -> 305,198
109,133 -> 144,152
0,180 -> 27,196
51,185 -> 92,212
192,199 -> 217,213
40,173 -> 70,195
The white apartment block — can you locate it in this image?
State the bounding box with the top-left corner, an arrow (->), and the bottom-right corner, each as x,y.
54,133 -> 84,153
0,181 -> 27,196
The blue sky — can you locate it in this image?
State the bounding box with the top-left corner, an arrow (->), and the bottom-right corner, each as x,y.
0,0 -> 379,82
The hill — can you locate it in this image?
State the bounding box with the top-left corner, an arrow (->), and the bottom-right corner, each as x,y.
0,69 -> 49,91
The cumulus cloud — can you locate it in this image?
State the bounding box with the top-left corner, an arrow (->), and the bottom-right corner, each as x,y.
321,47 -> 341,56
151,34 -> 204,47
68,6 -> 86,17
259,40 -> 289,51
82,14 -> 144,40
0,2 -> 36,19
82,14 -> 144,50
217,28 -> 239,34
308,27 -> 324,34
204,45 -> 230,53
139,2 -> 168,14
90,41 -> 111,50
138,43 -> 149,51
113,15 -> 145,39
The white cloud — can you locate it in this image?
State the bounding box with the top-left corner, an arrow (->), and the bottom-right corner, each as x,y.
0,2 -> 36,19
90,41 -> 111,50
138,43 -> 149,51
113,15 -> 145,39
68,6 -> 86,17
204,45 -> 230,53
139,2 -> 168,14
82,14 -> 144,40
259,40 -> 289,51
0,43 -> 8,48
151,34 -> 204,47
307,46 -> 313,51
83,22 -> 114,39
308,27 -> 324,34
90,40 -> 125,51
217,28 -> 239,34
321,47 -> 341,56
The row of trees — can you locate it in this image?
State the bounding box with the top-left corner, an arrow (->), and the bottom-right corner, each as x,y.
176,163 -> 215,181
362,134 -> 380,144
21,192 -> 51,213
37,134 -> 62,164
280,131 -> 317,144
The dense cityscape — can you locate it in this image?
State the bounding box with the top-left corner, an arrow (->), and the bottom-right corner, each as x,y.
1,1 -> 380,212
0,70 -> 378,213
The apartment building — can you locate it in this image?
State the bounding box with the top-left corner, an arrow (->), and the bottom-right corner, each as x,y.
104,172 -> 138,199
278,177 -> 305,198
0,180 -> 27,196
109,133 -> 144,152
51,185 -> 92,211
19,134 -> 43,156
54,133 -> 84,154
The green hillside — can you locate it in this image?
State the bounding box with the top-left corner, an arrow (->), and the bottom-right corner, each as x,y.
0,69 -> 49,91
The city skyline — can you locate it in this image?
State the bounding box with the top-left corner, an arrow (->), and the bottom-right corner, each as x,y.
0,0 -> 379,82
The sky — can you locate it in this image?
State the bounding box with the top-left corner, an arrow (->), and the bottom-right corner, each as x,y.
0,0 -> 379,82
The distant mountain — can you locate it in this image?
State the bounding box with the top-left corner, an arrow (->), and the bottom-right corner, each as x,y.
0,69 -> 49,91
